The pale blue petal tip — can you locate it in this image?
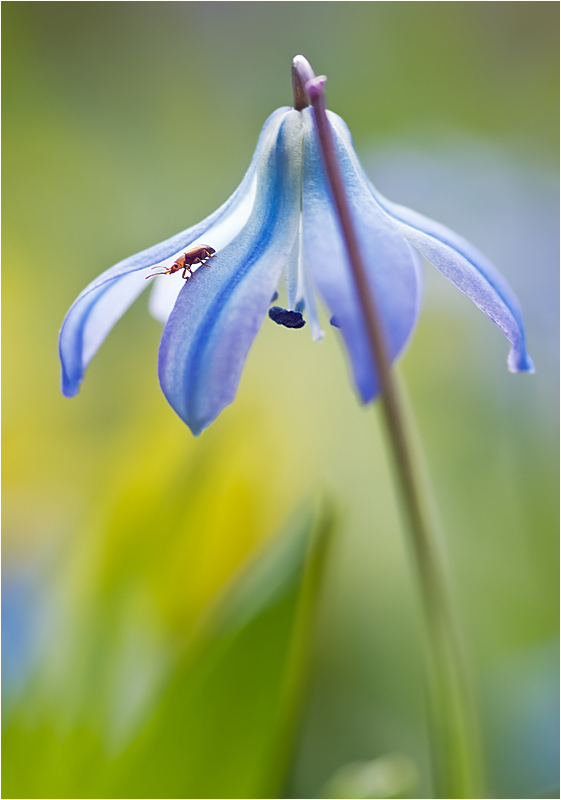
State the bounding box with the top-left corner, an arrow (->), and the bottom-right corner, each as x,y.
189,418 -> 207,438
59,341 -> 81,397
509,348 -> 535,374
62,379 -> 80,398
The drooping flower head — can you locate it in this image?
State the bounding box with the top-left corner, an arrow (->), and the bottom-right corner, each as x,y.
59,56 -> 533,435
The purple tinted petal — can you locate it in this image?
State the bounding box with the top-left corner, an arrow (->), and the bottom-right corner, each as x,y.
328,113 -> 534,373
59,108 -> 290,397
159,111 -> 303,435
302,109 -> 422,403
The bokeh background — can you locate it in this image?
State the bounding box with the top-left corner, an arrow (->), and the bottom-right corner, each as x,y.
3,3 -> 559,798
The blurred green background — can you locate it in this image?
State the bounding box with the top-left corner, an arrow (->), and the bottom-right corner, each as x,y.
3,3 -> 559,798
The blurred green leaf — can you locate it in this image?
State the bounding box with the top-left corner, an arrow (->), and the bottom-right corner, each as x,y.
2,501 -> 335,799
323,754 -> 419,799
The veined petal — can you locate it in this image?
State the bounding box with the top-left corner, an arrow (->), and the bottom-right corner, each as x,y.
301,108 -> 422,402
59,108 -> 289,397
158,110 -> 303,435
328,113 -> 534,373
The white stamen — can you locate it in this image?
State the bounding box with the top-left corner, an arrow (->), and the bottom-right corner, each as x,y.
284,226 -> 300,310
296,216 -> 324,341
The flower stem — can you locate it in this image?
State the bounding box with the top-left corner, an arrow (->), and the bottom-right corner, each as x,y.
292,56 -> 484,799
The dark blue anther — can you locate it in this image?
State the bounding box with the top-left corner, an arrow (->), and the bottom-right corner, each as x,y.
330,315 -> 341,328
268,306 -> 306,329
295,298 -> 305,313
270,291 -> 279,303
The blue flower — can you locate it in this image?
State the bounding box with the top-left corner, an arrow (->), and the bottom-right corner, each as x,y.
59,105 -> 533,435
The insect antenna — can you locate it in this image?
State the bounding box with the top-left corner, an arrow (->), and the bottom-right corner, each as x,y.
145,270 -> 169,280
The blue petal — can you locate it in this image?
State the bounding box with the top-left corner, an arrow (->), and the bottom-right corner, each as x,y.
158,111 -> 303,435
301,108 -> 422,403
328,113 -> 534,374
59,108 -> 290,397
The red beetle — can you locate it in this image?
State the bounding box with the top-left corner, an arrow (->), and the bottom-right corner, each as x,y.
146,244 -> 216,280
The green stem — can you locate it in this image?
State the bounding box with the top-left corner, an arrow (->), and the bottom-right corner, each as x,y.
292,55 -> 484,799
